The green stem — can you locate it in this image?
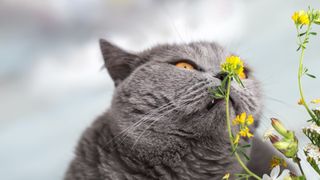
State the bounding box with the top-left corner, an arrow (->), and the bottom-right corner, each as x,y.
297,23 -> 320,177
297,25 -> 318,122
294,155 -> 306,177
225,76 -> 261,180
296,25 -> 302,45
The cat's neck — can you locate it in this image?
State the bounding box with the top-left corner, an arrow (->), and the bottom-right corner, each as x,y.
166,139 -> 240,179
96,112 -> 243,179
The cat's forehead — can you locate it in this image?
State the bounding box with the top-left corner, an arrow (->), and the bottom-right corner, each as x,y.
141,42 -> 230,71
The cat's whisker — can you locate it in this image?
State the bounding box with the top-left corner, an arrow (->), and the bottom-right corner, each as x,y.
263,107 -> 288,121
125,83 -> 207,136
131,105 -> 181,149
109,108 -> 177,151
130,92 -> 203,147
259,114 -> 273,130
260,81 -> 284,88
131,94 -> 211,149
114,93 -> 211,148
259,59 -> 290,84
177,81 -> 208,95
264,96 -> 296,109
159,3 -> 200,60
180,86 -> 209,101
181,94 -> 207,107
123,87 -> 206,138
104,102 -> 177,147
124,104 -> 175,135
127,86 -> 208,134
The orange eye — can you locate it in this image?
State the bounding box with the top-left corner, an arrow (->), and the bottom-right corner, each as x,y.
175,62 -> 194,70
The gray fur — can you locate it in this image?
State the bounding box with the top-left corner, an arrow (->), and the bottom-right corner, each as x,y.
65,40 -> 283,180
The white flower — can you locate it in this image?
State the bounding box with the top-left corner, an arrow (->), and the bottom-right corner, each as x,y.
303,123 -> 320,135
263,128 -> 275,141
304,143 -> 320,165
262,166 -> 290,180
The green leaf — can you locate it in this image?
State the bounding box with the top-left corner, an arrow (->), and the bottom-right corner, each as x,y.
234,173 -> 250,178
299,32 -> 307,36
210,91 -> 225,99
212,94 -> 224,99
217,86 -> 226,95
296,45 -> 301,51
306,73 -> 316,78
231,144 -> 238,155
239,150 -> 250,161
234,75 -> 245,88
310,32 -> 317,35
306,156 -> 320,176
241,144 -> 251,149
221,75 -> 229,89
292,176 -> 307,180
234,173 -> 251,180
208,87 -> 226,99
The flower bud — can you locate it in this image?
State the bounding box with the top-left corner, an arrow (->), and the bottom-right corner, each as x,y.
272,138 -> 298,158
269,118 -> 299,158
271,118 -> 294,139
269,134 -> 280,144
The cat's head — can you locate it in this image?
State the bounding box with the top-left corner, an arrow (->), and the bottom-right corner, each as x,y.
100,39 -> 262,159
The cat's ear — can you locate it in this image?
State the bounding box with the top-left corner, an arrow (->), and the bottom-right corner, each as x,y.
100,39 -> 145,86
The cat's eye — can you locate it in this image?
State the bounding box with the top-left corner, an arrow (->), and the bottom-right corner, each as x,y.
175,62 -> 195,70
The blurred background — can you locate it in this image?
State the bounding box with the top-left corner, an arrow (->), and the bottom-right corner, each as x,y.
1,0 -> 320,179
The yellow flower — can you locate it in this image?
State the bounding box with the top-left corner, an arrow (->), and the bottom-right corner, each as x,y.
232,112 -> 254,126
239,112 -> 246,124
292,10 -> 310,25
298,98 -> 304,105
233,112 -> 245,125
221,55 -> 244,77
232,116 -> 239,125
247,115 -> 254,125
239,71 -> 246,79
311,98 -> 320,104
292,12 -> 299,23
270,156 -> 288,169
233,134 -> 240,145
239,127 -> 254,138
222,173 -> 230,180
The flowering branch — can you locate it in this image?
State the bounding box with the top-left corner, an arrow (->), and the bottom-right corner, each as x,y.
292,8 -> 320,176
211,56 -> 261,180
266,118 -> 304,178
225,76 -> 261,180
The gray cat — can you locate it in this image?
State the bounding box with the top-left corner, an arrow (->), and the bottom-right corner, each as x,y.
65,40 -> 290,180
